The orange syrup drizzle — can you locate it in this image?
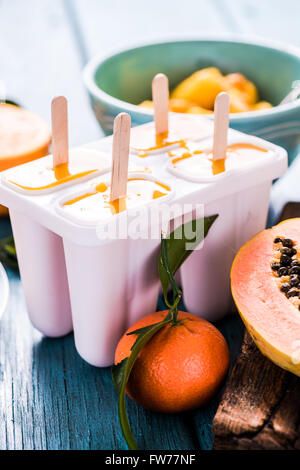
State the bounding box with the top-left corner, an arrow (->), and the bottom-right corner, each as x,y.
228,143 -> 268,153
63,182 -> 108,207
135,131 -> 188,158
127,178 -> 171,192
63,178 -> 170,214
210,158 -> 226,175
172,152 -> 192,164
9,162 -> 98,191
153,190 -> 167,199
109,196 -> 127,215
172,143 -> 268,176
210,143 -> 268,175
53,162 -> 71,180
128,167 -> 152,174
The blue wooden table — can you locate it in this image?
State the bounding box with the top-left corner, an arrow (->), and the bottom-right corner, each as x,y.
0,0 -> 299,450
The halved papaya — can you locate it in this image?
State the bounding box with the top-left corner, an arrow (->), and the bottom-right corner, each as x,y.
0,103 -> 51,216
231,218 -> 300,376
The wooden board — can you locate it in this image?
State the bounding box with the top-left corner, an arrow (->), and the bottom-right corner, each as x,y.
193,314 -> 245,450
213,202 -> 300,450
213,332 -> 300,450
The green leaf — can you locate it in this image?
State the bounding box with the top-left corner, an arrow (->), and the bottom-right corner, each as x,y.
112,214 -> 218,450
160,234 -> 182,318
158,215 -> 218,301
111,310 -> 172,450
0,236 -> 18,270
2,99 -> 20,107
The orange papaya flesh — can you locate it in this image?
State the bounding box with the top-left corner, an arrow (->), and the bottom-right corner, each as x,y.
0,103 -> 51,217
231,218 -> 300,376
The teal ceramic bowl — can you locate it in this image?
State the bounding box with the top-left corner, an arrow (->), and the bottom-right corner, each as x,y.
83,37 -> 300,162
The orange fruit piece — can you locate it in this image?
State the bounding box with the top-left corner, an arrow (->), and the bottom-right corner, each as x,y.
252,101 -> 273,111
0,103 -> 51,169
0,103 -> 51,216
139,98 -> 197,113
225,73 -> 258,105
186,105 -> 213,114
115,310 -> 230,413
227,88 -> 252,113
168,98 -> 195,113
171,67 -> 226,110
138,100 -> 153,109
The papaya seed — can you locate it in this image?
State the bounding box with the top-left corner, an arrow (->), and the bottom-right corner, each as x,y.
280,283 -> 290,293
291,266 -> 300,275
283,238 -> 293,248
278,267 -> 288,277
271,262 -> 281,271
287,288 -> 299,298
280,254 -> 292,267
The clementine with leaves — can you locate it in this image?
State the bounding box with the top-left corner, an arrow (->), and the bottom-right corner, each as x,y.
112,215 -> 229,449
115,309 -> 230,413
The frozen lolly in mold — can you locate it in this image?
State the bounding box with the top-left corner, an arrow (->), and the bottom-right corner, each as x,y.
168,141 -> 274,182
59,175 -> 172,225
3,147 -> 111,194
60,113 -> 173,366
168,92 -> 273,182
130,74 -> 213,156
3,97 -> 111,194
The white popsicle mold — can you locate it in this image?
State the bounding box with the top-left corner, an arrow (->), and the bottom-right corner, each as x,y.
179,181 -> 272,321
2,148 -> 111,195
63,238 -> 161,367
0,116 -> 288,366
130,114 -> 213,155
10,209 -> 72,337
59,173 -> 173,366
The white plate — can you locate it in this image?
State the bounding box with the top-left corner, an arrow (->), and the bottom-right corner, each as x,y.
0,262 -> 9,320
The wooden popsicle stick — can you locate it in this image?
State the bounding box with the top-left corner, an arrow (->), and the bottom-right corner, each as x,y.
110,113 -> 131,201
51,96 -> 69,167
213,92 -> 230,160
152,73 -> 169,135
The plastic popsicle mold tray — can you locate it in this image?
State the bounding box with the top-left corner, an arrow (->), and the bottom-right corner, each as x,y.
0,116 -> 288,366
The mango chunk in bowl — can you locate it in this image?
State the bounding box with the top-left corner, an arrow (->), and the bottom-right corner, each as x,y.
83,37 -> 300,163
139,67 -> 272,114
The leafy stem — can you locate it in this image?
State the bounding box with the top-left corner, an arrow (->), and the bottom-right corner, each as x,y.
112,311 -> 172,450
112,214 -> 218,450
161,232 -> 182,323
0,236 -> 18,270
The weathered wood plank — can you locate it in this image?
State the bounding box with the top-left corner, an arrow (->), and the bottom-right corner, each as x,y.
213,332 -> 300,450
0,0 -> 100,145
0,260 -> 197,450
222,0 -> 300,45
69,0 -> 231,61
0,250 -> 244,450
192,314 -> 244,449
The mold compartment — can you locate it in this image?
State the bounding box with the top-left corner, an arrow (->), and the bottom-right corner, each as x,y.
2,148 -> 111,195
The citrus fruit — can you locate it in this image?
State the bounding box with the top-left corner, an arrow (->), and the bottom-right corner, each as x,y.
115,310 -> 230,413
0,103 -> 51,216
